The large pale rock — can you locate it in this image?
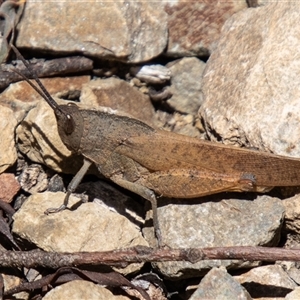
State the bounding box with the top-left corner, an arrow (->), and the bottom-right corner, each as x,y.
190,267 -> 252,300
12,192 -> 148,273
0,105 -> 17,173
43,280 -> 130,300
12,192 -> 148,252
16,0 -> 168,63
144,195 -> 284,278
200,2 -> 300,157
286,287 -> 300,300
164,0 -> 247,57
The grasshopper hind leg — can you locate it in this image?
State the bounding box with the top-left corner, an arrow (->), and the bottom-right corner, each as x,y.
109,176 -> 163,247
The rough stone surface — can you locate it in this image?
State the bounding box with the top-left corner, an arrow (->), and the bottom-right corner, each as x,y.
280,261 -> 300,286
0,105 -> 17,173
12,192 -> 148,273
0,173 -> 20,202
12,192 -> 148,251
164,0 -> 247,57
200,2 -> 300,157
18,164 -> 48,194
235,265 -> 297,298
76,181 -> 145,226
43,280 -> 130,300
16,0 -> 168,63
282,194 -> 300,234
285,287 -> 300,300
158,112 -> 202,138
190,267 -> 252,300
166,57 -> 206,115
80,78 -> 156,126
144,195 -> 284,278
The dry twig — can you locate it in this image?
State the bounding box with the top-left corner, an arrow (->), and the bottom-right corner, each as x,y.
1,246 -> 300,269
0,56 -> 93,89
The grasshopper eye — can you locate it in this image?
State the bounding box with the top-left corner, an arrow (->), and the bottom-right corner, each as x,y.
65,114 -> 75,134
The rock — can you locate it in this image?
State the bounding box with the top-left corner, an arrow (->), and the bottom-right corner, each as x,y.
282,194 -> 300,234
2,272 -> 29,300
16,0 -> 168,63
144,195 -> 284,278
157,112 -> 202,138
12,192 -> 148,274
235,265 -> 297,298
0,173 -> 20,202
80,78 -> 156,125
286,287 -> 300,300
130,65 -> 171,85
18,164 -> 48,194
167,57 -> 206,115
190,267 -> 252,300
255,0 -> 275,6
47,174 -> 65,193
199,2 -> 300,157
42,280 -> 130,300
164,1 -> 247,57
76,181 -> 145,226
130,273 -> 166,300
12,191 -> 147,251
280,261 -> 300,286
0,105 -> 17,173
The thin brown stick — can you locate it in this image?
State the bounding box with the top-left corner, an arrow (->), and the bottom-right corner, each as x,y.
0,56 -> 93,89
1,246 -> 300,269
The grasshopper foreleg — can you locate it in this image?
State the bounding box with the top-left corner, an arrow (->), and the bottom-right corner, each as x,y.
45,158 -> 92,214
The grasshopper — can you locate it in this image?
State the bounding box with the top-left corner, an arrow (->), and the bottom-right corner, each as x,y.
11,45 -> 300,247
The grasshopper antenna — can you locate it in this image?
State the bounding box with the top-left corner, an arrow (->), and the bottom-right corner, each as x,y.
10,45 -> 58,111
10,45 -> 75,134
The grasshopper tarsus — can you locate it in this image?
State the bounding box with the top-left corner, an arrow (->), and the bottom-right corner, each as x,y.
45,204 -> 67,215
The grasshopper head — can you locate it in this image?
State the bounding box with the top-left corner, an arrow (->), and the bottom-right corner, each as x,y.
55,103 -> 84,153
